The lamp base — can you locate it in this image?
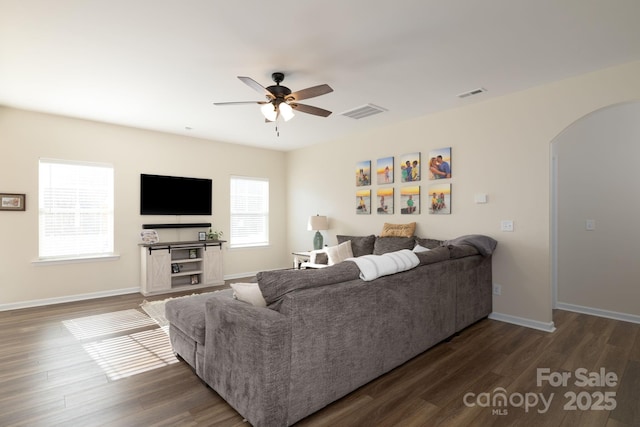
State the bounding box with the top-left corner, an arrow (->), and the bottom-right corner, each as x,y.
313,231 -> 323,250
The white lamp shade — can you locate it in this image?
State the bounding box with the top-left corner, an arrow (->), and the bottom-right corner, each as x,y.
307,215 -> 329,231
261,103 -> 277,122
279,102 -> 295,121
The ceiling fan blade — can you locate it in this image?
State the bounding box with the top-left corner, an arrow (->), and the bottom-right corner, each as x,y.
213,101 -> 268,106
289,84 -> 333,102
238,76 -> 275,98
291,103 -> 332,117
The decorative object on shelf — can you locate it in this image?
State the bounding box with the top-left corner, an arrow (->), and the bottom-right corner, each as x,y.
171,263 -> 180,273
400,152 -> 421,182
198,231 -> 206,241
208,228 -> 224,240
189,249 -> 197,259
0,193 -> 26,211
428,183 -> 452,214
356,160 -> 371,186
140,229 -> 159,244
428,147 -> 452,180
400,186 -> 420,214
190,275 -> 199,285
356,189 -> 371,215
307,215 -> 329,250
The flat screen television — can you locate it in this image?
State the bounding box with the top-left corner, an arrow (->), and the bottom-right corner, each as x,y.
140,174 -> 212,215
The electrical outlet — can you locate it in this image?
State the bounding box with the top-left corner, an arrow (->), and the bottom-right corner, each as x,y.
586,219 -> 595,231
493,283 -> 502,296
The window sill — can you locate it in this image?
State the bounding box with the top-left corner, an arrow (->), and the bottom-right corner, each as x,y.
32,254 -> 121,266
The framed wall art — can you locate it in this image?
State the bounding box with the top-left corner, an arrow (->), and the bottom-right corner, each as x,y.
400,152 -> 420,183
428,183 -> 451,214
356,189 -> 371,214
0,193 -> 25,211
376,187 -> 394,214
400,186 -> 420,214
356,160 -> 371,186
427,147 -> 452,180
376,156 -> 394,184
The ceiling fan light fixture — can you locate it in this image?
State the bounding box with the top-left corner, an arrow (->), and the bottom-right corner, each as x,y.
261,103 -> 277,121
279,102 -> 295,121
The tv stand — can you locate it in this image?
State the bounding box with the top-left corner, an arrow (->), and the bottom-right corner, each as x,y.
140,240 -> 225,296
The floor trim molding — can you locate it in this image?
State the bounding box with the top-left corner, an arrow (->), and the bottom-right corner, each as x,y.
556,302 -> 640,325
0,287 -> 140,312
489,311 -> 557,333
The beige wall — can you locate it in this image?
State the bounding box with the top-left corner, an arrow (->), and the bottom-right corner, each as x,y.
286,60 -> 640,327
555,101 -> 640,318
0,108 -> 288,307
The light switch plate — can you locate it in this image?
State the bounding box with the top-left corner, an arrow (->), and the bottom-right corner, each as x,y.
501,220 -> 514,232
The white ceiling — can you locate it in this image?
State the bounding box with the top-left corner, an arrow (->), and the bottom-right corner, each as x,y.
1,1 -> 640,151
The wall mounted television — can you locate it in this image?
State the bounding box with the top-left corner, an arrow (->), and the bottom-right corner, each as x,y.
140,174 -> 212,215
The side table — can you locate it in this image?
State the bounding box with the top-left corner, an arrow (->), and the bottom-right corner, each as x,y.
291,251 -> 311,269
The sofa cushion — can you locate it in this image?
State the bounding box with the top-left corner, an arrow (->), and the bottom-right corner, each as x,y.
257,262 -> 361,308
373,236 -> 416,255
165,289 -> 233,344
325,241 -> 354,265
380,222 -> 416,238
230,282 -> 267,307
414,237 -> 443,249
415,246 -> 451,265
336,234 -> 375,257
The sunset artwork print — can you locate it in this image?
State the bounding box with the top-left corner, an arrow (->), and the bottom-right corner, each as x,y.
400,186 -> 420,215
356,189 -> 371,214
428,183 -> 451,214
376,187 -> 394,214
356,160 -> 371,187
376,156 -> 394,184
400,152 -> 420,183
427,147 -> 452,180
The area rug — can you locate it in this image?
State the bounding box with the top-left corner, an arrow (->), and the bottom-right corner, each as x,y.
140,291 -> 219,331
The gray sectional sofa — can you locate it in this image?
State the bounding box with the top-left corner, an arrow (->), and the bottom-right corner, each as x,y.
165,234 -> 496,427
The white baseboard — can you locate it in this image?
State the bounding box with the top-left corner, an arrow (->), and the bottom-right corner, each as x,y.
556,302 -> 640,325
0,287 -> 140,312
489,312 -> 557,333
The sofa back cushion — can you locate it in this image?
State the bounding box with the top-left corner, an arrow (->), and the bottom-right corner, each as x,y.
336,234 -> 375,257
414,237 -> 443,249
373,236 -> 416,255
257,262 -> 361,309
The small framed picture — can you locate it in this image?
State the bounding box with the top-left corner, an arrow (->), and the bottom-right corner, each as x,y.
191,275 -> 199,285
198,231 -> 206,241
189,249 -> 197,259
0,193 -> 26,211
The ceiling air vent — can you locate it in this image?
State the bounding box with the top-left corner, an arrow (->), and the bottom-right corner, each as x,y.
457,87 -> 487,99
340,103 -> 388,119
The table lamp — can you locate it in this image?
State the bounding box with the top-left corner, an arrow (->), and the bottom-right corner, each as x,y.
307,215 -> 329,250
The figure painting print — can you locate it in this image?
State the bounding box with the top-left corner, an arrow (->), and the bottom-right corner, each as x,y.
428,147 -> 452,180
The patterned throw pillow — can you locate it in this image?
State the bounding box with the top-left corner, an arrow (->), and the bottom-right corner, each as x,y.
380,222 -> 416,238
325,241 -> 354,265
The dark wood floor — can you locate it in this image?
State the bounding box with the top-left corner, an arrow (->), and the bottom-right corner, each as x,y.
0,287 -> 638,427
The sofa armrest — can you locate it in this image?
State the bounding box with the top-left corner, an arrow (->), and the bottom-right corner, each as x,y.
203,295 -> 291,427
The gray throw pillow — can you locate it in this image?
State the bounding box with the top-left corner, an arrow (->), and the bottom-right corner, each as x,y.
373,236 -> 415,255
336,234 -> 375,257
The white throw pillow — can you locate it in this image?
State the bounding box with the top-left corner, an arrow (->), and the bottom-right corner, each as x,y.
230,282 -> 267,307
413,244 -> 431,253
325,241 -> 354,265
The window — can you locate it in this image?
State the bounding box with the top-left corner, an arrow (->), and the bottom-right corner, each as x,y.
229,176 -> 269,248
39,159 -> 114,260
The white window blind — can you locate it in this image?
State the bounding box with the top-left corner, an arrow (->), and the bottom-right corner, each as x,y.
39,159 -> 114,259
230,176 -> 269,248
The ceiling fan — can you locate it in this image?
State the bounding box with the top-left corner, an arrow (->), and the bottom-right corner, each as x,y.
214,72 -> 333,122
